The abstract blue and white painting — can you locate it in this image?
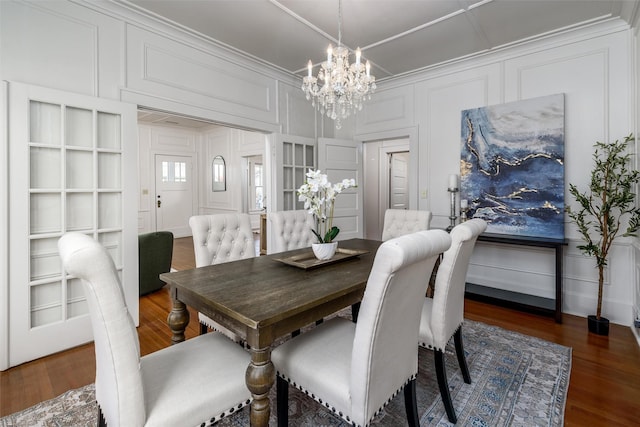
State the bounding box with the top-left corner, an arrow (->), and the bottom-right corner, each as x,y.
460,94 -> 565,239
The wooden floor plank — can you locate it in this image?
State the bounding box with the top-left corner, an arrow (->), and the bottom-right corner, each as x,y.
2,236 -> 639,426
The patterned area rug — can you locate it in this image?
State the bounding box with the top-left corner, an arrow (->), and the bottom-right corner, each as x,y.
0,319 -> 571,426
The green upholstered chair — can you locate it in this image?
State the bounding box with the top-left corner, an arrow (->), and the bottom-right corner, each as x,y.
138,231 -> 174,296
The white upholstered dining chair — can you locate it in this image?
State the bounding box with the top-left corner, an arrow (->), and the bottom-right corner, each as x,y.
58,232 -> 251,427
418,218 -> 486,424
189,213 -> 256,337
268,210 -> 316,253
272,229 -> 452,427
381,209 -> 432,241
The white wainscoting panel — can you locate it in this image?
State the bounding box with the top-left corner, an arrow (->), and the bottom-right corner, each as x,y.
0,1 -> 122,98
413,63 -> 502,227
562,241 -> 631,324
126,25 -> 277,125
280,81 -> 316,138
203,128 -> 234,211
356,85 -> 414,134
467,242 -> 556,299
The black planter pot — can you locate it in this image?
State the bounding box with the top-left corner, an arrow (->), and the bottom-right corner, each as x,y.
587,315 -> 610,336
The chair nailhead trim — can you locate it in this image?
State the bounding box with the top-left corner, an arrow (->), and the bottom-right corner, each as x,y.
418,323 -> 464,352
196,399 -> 251,426
277,372 -> 417,427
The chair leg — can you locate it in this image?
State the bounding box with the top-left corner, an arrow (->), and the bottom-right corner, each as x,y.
403,378 -> 420,427
97,405 -> 106,427
199,322 -> 208,335
454,327 -> 471,384
276,376 -> 289,427
435,350 -> 457,424
351,302 -> 360,323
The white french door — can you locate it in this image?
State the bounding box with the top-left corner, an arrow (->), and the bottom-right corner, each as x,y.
272,134 -> 316,211
5,82 -> 137,369
318,138 -> 363,240
154,154 -> 194,237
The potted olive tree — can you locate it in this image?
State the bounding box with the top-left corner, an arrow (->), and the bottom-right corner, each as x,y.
567,134 -> 640,335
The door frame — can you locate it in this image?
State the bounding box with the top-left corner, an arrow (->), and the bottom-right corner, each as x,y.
381,145 -> 410,214
1,81 -> 9,370
356,127 -> 419,210
357,127 -> 418,240
151,151 -> 198,237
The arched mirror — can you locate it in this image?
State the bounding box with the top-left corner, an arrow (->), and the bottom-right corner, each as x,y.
212,156 -> 226,191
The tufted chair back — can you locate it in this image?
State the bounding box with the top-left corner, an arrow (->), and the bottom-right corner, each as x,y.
381,209 -> 432,241
272,230 -> 451,427
424,218 -> 486,349
59,232 -> 253,427
417,218 -> 486,423
189,213 -> 255,267
189,213 -> 255,339
58,232 -> 145,426
268,210 -> 316,253
350,229 -> 450,425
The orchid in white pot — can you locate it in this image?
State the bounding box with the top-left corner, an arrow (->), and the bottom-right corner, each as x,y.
297,169 -> 357,244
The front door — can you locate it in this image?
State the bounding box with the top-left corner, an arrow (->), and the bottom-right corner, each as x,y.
155,154 -> 194,238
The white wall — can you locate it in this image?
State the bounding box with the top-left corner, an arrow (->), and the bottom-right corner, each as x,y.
355,20 -> 637,326
197,127 -> 267,229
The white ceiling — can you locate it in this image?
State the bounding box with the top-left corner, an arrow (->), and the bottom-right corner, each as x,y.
124,0 -> 638,81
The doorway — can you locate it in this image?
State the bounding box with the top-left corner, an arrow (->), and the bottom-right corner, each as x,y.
363,138 -> 410,240
137,109 -> 268,238
389,151 -> 410,210
244,155 -> 265,215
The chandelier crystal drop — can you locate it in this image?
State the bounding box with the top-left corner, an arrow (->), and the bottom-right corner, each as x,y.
301,0 -> 376,129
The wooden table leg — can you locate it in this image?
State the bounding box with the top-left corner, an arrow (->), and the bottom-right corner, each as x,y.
245,347 -> 275,427
167,298 -> 189,344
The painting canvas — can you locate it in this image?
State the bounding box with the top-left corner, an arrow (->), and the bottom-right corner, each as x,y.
460,94 -> 565,239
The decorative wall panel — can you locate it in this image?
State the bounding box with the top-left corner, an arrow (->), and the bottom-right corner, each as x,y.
126,26 -> 277,125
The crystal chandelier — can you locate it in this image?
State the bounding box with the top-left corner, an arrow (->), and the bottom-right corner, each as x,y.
301,0 -> 376,129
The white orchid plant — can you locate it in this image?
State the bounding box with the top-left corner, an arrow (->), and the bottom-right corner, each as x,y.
297,169 -> 357,243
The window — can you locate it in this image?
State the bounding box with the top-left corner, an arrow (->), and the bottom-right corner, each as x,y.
162,161 -> 187,183
253,162 -> 264,210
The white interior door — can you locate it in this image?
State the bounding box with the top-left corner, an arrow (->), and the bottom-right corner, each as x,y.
6,82 -> 137,369
318,138 -> 363,240
389,151 -> 410,209
272,134 -> 316,212
155,154 -> 193,238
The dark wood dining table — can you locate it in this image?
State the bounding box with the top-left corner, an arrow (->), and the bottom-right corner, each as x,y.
160,238 -> 382,427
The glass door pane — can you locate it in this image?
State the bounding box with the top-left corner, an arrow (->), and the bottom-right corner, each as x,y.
275,135 -> 316,211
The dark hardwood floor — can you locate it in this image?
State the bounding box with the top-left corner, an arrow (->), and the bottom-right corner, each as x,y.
2,236 -> 640,426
